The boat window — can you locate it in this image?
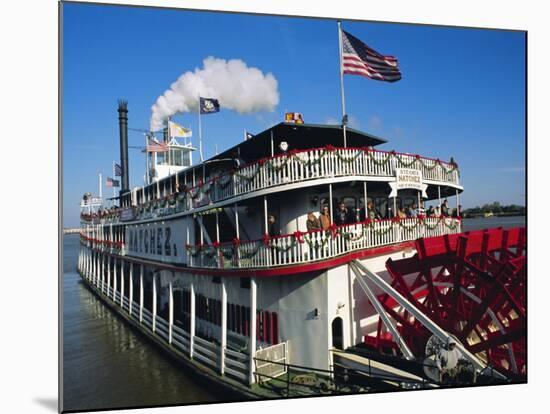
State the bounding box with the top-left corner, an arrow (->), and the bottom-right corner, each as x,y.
240,277 -> 251,289
272,313 -> 279,345
257,311 -> 264,342
236,305 -> 242,334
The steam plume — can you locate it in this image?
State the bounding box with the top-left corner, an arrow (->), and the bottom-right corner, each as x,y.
150,57 -> 279,131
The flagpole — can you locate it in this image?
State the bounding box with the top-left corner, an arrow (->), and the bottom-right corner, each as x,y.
198,96 -> 204,163
338,20 -> 347,148
98,172 -> 102,206
145,134 -> 149,186
112,161 -> 116,201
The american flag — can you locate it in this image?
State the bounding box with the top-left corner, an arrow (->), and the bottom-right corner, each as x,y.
341,30 -> 401,82
106,177 -> 120,188
146,139 -> 168,153
114,163 -> 122,176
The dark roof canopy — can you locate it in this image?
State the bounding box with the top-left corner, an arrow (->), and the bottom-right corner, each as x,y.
212,122 -> 387,165
120,122 -> 388,200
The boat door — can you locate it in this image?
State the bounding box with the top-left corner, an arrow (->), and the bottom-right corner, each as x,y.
331,317 -> 344,350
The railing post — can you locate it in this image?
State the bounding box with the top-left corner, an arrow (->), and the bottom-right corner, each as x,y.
249,277 -> 257,385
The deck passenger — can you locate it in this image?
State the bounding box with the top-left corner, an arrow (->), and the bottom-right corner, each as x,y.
441,199 -> 450,217
366,201 -> 381,220
334,202 -> 355,226
306,212 -> 321,232
268,214 -> 281,237
398,207 -> 407,219
436,337 -> 466,383
453,205 -> 462,218
319,205 -> 331,230
426,205 -> 435,217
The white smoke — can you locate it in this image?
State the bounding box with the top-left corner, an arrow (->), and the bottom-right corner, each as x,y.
150,57 -> 279,131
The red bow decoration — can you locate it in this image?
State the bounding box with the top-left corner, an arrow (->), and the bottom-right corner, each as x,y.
262,233 -> 270,246
293,231 -> 304,243
329,224 -> 338,238
232,238 -> 241,247
326,145 -> 335,152
213,241 -> 220,248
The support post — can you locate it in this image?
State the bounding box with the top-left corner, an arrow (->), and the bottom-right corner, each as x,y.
215,211 -> 220,242
107,256 -> 111,297
169,279 -> 174,344
363,181 -> 368,218
139,265 -> 144,323
101,254 -> 105,292
120,260 -> 125,309
190,283 -> 196,359
129,262 -> 133,316
456,188 -> 460,217
152,274 -> 157,332
263,196 -> 268,234
220,280 -> 227,375
234,203 -> 240,239
249,277 -> 257,385
438,185 -> 442,209
113,258 -> 117,301
329,184 -> 334,224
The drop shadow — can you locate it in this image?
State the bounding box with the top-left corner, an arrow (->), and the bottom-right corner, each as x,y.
33,397 -> 58,412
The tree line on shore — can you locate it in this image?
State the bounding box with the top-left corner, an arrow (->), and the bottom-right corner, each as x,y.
462,202 -> 525,218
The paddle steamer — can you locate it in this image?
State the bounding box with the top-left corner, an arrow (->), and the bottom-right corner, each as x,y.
77,101 -> 526,397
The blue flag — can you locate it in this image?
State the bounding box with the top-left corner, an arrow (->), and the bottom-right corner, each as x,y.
199,97 -> 220,115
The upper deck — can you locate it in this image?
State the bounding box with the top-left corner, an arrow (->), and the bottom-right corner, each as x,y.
81,124 -> 461,226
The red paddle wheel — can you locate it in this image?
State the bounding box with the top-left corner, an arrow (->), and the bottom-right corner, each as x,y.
368,227 -> 526,379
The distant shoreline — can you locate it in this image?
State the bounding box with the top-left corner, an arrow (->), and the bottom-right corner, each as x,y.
463,214 -> 526,219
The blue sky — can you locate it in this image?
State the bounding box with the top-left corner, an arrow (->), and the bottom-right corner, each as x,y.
62,2 -> 525,227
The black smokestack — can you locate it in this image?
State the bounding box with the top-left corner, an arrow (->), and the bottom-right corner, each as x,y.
117,99 -> 129,194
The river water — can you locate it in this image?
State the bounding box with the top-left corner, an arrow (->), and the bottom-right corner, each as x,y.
62,216 -> 525,411
460,215 -> 525,231
62,235 -> 218,412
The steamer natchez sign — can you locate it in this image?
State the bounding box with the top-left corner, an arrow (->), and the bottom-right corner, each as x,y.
125,220 -> 187,263
389,168 -> 428,197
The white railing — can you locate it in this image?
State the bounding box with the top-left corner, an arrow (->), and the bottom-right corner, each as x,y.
81,147 -> 460,225
80,265 -> 253,384
255,341 -> 289,383
187,217 -> 462,270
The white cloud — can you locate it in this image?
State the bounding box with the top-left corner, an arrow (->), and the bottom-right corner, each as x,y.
150,57 -> 279,131
368,115 -> 382,130
324,116 -> 339,125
